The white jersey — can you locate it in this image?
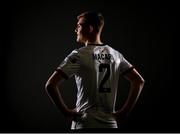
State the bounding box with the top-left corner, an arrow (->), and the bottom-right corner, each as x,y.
57,44 -> 133,129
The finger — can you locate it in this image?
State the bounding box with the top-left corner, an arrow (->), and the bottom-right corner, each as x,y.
72,115 -> 81,121
66,116 -> 73,122
72,112 -> 84,121
77,112 -> 83,116
73,111 -> 83,116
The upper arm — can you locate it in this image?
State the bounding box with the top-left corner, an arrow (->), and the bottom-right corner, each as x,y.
118,53 -> 144,84
45,49 -> 80,89
45,68 -> 68,89
123,68 -> 145,84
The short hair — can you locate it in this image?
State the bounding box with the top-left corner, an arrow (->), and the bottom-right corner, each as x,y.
77,11 -> 104,32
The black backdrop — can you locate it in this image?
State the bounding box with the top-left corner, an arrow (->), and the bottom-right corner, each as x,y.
1,0 -> 178,133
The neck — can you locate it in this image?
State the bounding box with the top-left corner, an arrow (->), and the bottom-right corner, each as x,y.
84,35 -> 103,46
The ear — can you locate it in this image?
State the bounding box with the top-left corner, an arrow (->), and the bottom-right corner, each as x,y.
89,25 -> 94,33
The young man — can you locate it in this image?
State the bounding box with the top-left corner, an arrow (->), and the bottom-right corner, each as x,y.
45,11 -> 145,130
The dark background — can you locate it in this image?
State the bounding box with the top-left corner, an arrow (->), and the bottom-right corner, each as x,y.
1,0 -> 178,133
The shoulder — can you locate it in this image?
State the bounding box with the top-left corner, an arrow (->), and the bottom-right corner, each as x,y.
68,49 -> 80,56
66,46 -> 89,60
74,46 -> 92,56
78,46 -> 89,52
64,49 -> 80,62
105,45 -> 123,57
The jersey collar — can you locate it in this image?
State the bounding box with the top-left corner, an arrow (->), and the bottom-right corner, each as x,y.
87,43 -> 105,46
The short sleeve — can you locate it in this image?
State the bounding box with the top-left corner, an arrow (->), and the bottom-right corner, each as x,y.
57,50 -> 80,79
119,54 -> 134,75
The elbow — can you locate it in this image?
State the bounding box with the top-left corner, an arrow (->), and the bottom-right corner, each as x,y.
139,77 -> 145,91
131,76 -> 145,88
138,77 -> 145,88
45,81 -> 49,91
140,77 -> 145,85
45,82 -> 56,94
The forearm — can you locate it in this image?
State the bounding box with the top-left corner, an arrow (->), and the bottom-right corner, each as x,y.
118,80 -> 144,115
45,84 -> 69,116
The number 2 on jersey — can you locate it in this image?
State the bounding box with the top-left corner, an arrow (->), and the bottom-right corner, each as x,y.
99,63 -> 111,93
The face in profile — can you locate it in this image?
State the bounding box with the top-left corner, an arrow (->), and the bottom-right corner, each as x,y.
75,17 -> 90,43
